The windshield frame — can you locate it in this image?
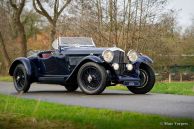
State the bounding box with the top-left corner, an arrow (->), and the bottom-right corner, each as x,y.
53,37 -> 96,49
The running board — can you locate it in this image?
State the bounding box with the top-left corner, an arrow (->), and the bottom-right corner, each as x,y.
38,75 -> 68,84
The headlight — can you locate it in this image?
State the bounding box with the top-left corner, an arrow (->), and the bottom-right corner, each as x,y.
102,50 -> 114,63
127,50 -> 138,62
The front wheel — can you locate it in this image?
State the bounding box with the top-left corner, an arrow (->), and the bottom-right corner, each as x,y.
13,64 -> 31,93
127,64 -> 155,94
77,62 -> 107,95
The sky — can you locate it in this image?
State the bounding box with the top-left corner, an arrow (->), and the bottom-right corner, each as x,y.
167,0 -> 194,29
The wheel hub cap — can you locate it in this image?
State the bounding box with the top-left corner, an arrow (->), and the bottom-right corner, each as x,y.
87,75 -> 92,83
16,76 -> 20,81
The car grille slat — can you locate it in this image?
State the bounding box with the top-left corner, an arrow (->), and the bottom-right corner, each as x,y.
113,50 -> 125,75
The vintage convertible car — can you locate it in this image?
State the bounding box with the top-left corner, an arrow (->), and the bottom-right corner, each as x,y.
9,37 -> 155,95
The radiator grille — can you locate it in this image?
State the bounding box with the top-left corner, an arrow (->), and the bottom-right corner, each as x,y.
113,51 -> 125,75
113,51 -> 125,63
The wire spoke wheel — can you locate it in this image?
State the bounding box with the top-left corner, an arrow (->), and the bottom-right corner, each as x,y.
77,62 -> 107,95
81,66 -> 102,90
13,64 -> 31,93
14,68 -> 25,90
127,64 -> 155,94
138,69 -> 149,88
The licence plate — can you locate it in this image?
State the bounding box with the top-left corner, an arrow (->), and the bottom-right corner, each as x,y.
123,81 -> 134,86
123,81 -> 140,86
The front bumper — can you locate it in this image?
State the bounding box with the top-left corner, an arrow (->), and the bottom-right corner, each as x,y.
118,76 -> 141,87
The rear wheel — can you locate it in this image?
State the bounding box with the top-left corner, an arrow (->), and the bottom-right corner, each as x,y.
127,64 -> 155,94
64,84 -> 78,92
13,64 -> 31,93
77,62 -> 107,95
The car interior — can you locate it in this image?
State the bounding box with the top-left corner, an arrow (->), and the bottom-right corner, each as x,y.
38,51 -> 53,59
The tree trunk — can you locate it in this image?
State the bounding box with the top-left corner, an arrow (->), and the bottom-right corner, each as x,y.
113,0 -> 118,46
96,0 -> 103,45
109,0 -> 113,46
33,0 -> 72,49
0,32 -> 11,72
125,0 -> 131,51
136,0 -> 144,50
50,24 -> 56,49
17,21 -> 27,57
10,0 -> 27,57
131,0 -> 139,49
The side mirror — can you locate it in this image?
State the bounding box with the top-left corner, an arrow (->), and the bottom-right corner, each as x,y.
58,46 -> 62,53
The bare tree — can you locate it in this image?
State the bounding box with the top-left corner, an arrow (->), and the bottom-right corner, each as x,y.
33,0 -> 72,48
108,0 -> 113,46
9,0 -> 27,57
0,32 -> 11,72
0,1 -> 11,71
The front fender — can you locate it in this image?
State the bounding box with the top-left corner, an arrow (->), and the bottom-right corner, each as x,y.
66,55 -> 105,82
131,55 -> 153,76
9,57 -> 32,76
82,55 -> 104,64
136,55 -> 153,65
72,55 -> 105,70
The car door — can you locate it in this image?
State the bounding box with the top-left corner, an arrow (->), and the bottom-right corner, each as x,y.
39,51 -> 70,76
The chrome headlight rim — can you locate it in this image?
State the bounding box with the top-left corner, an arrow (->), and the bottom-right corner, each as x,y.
102,49 -> 114,63
127,50 -> 139,62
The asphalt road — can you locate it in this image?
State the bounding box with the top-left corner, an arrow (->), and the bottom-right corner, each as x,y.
0,82 -> 194,119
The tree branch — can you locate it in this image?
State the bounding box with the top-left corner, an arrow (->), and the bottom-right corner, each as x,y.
32,0 -> 45,15
57,0 -> 71,17
54,0 -> 59,17
9,0 -> 18,10
9,0 -> 25,15
33,0 -> 53,24
18,0 -> 25,15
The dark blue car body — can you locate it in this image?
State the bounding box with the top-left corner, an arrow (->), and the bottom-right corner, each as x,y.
9,37 -> 155,95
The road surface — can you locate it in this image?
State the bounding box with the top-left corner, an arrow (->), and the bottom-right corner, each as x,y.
0,82 -> 194,119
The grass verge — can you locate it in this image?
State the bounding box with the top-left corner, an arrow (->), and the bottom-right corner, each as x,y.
0,76 -> 12,82
0,94 -> 193,129
108,82 -> 194,96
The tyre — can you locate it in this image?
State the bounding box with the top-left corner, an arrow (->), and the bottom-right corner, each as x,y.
127,64 -> 155,94
64,84 -> 78,92
13,64 -> 31,93
77,62 -> 107,95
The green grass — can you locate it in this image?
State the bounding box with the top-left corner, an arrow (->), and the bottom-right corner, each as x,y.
152,82 -> 194,95
0,94 -> 193,129
0,76 -> 12,82
108,82 -> 194,96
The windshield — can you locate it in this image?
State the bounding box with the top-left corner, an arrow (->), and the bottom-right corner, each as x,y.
52,37 -> 95,49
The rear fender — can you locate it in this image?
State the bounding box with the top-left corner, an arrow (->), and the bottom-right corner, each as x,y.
9,57 -> 32,77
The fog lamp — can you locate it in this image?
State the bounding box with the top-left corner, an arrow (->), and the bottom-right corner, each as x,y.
126,64 -> 133,71
112,63 -> 119,70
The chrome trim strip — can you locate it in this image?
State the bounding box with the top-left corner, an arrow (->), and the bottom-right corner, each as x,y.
107,47 -> 125,52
